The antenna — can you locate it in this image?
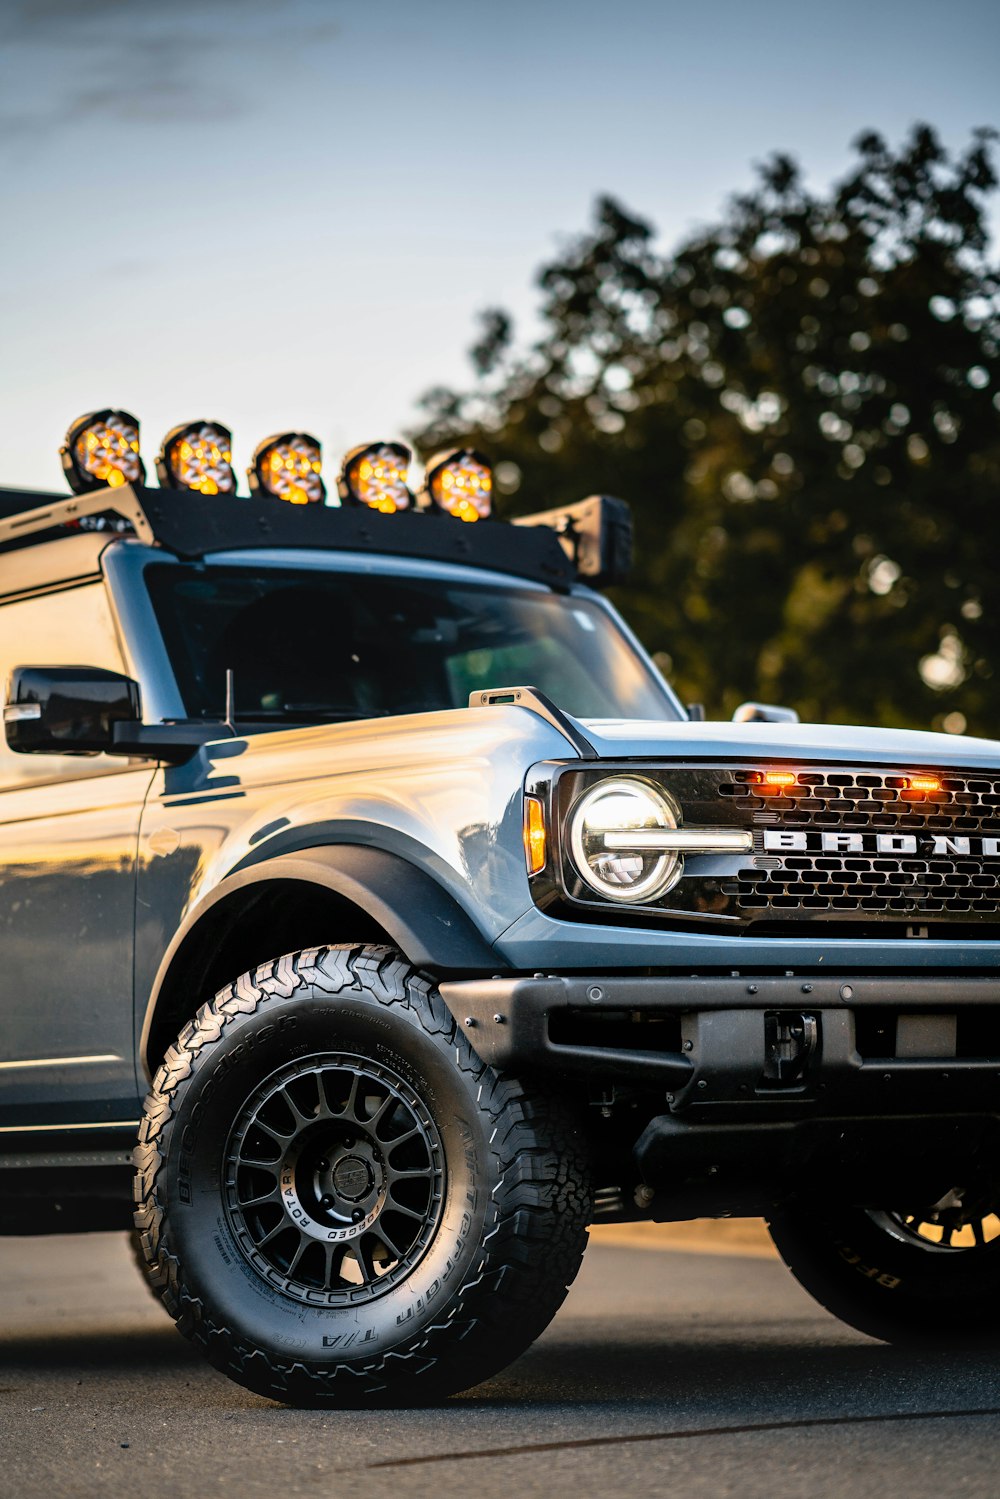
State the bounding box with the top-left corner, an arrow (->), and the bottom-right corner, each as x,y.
224,668 -> 237,737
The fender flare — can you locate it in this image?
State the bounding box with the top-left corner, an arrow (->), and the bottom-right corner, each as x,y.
141,845 -> 504,1069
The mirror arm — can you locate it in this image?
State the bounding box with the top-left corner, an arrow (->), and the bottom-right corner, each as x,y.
110,722 -> 230,763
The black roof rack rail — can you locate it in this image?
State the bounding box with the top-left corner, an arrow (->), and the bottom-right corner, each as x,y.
0,484 -> 577,588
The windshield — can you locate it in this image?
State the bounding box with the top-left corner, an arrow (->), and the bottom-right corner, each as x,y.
144,562 -> 680,724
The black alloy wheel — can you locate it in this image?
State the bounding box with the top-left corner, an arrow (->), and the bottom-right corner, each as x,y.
133,944 -> 591,1406
226,1053 -> 444,1304
768,1182 -> 1000,1346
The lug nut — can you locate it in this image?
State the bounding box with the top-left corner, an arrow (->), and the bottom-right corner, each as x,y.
318,1159 -> 329,1172
320,1195 -> 333,1209
352,1209 -> 364,1223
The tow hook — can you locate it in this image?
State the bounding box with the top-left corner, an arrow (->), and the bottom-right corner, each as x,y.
763,1011 -> 818,1084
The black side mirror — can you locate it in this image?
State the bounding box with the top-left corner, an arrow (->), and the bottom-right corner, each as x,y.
732,701 -> 800,724
3,666 -> 142,755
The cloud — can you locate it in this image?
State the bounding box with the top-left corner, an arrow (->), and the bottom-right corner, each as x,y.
0,0 -> 339,140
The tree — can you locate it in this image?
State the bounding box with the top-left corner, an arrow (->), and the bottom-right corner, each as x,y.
411,126 -> 1000,733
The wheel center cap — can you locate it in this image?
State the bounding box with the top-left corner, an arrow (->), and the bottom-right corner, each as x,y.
333,1155 -> 374,1202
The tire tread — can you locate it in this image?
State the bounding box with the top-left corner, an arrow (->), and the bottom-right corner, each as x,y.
133,943 -> 590,1404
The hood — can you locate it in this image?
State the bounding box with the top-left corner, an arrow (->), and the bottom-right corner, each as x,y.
577,717 -> 1000,770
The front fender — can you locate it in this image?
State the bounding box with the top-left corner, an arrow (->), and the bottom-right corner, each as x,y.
139,845 -> 503,1073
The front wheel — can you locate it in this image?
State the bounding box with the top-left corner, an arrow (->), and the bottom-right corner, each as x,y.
767,1188 -> 1000,1346
133,945 -> 591,1406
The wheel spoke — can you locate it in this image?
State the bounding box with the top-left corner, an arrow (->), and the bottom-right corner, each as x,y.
332,1069 -> 361,1123
322,1241 -> 350,1290
278,1084 -> 317,1128
255,1219 -> 290,1249
384,1200 -> 427,1222
354,1235 -> 378,1284
385,1125 -> 423,1152
285,1236 -> 311,1280
368,1093 -> 400,1131
238,1185 -> 282,1210
375,1225 -> 405,1260
238,1152 -> 282,1170
385,1164 -> 432,1188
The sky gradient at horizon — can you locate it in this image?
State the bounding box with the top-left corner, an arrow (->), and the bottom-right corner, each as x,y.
1,0 -> 998,492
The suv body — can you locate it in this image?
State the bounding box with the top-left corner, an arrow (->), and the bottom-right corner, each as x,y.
3,480 -> 1000,1403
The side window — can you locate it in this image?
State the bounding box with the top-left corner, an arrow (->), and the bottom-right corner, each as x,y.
0,582 -> 130,792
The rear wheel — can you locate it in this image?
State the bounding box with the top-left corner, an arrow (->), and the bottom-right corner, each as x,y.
767,1184 -> 1000,1345
133,944 -> 591,1405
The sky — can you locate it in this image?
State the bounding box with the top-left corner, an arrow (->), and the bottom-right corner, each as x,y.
1,0 -> 998,493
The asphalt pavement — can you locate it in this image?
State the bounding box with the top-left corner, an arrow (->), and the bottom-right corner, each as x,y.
2,1226 -> 1000,1499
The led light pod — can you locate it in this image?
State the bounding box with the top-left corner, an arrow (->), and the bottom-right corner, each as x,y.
422,448 -> 493,522
338,441 -> 413,513
60,409 -> 145,494
248,432 -> 325,505
156,420 -> 236,496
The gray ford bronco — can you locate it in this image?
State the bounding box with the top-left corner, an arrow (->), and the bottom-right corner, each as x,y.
3,425 -> 1000,1407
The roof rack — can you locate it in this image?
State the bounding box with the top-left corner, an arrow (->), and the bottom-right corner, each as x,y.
0,484 -> 577,588
0,487 -> 154,549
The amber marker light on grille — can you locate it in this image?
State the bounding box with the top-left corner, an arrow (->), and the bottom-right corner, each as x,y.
60,409 -> 145,494
902,774 -> 944,799
156,420 -> 236,496
422,448 -> 493,522
748,770 -> 798,795
248,432 -> 325,505
523,796 -> 547,874
338,441 -> 413,513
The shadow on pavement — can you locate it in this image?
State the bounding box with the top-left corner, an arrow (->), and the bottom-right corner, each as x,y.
0,1324 -> 199,1375
5,1320 -> 997,1419
469,1332 -> 1000,1410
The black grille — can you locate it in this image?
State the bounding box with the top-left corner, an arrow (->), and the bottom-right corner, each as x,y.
719,767 -> 1000,922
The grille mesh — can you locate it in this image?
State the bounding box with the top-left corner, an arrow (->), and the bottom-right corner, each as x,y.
718,768 -> 1000,920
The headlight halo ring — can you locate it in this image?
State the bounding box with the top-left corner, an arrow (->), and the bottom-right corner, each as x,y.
567,776 -> 684,905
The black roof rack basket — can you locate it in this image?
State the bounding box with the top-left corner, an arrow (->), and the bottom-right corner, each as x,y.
0,484 -> 579,588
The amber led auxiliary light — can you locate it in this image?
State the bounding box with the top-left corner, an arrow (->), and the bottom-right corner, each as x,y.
60,410 -> 145,494
156,421 -> 236,496
422,448 -> 493,521
248,432 -> 325,505
338,442 -> 413,513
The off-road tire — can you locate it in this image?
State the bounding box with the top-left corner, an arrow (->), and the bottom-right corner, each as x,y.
127,1228 -> 167,1306
767,1200 -> 1000,1346
133,944 -> 591,1405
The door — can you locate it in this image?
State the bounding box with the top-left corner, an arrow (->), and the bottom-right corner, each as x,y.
0,580 -> 155,1129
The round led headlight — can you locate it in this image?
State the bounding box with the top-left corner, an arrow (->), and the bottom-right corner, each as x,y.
568,778 -> 681,903
338,441 -> 413,513
156,420 -> 236,496
60,409 -> 145,494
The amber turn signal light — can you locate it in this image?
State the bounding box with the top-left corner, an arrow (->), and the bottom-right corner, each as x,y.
523,795 -> 547,874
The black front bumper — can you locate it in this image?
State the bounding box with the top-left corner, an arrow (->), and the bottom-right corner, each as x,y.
438,972 -> 1000,1115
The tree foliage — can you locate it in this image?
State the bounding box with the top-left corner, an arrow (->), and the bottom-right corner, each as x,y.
412,126 -> 1000,733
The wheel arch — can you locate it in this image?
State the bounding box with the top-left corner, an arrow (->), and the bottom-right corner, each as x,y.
140,845 -> 501,1079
